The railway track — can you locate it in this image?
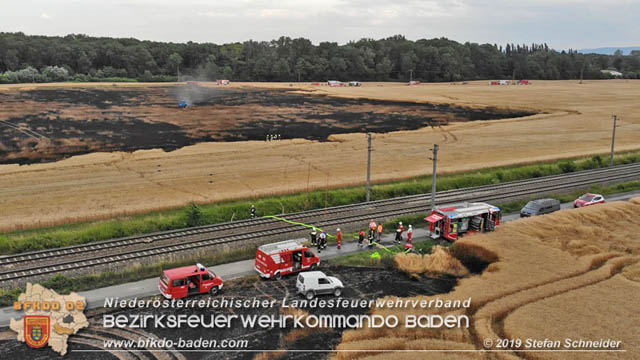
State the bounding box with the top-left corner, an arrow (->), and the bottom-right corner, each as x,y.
1,163 -> 639,284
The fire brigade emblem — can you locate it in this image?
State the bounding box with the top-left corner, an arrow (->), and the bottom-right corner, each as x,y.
24,315 -> 50,348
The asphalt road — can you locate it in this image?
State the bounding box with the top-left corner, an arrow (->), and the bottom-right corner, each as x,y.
1,190 -> 639,327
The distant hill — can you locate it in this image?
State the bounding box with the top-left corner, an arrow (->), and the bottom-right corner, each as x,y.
578,46 -> 640,55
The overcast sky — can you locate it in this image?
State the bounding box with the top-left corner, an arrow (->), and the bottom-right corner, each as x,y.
2,0 -> 638,49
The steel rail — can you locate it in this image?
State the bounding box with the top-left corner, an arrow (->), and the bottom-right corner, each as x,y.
0,163 -> 638,283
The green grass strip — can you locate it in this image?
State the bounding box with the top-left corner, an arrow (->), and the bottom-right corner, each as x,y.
2,178 -> 639,306
2,151 -> 639,255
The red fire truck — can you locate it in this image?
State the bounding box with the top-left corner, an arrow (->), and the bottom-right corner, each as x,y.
158,263 -> 223,299
254,240 -> 320,280
425,202 -> 501,242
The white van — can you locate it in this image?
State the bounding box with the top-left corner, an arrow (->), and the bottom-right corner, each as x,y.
296,271 -> 344,300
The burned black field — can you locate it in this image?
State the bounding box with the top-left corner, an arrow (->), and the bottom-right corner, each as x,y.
0,85 -> 534,164
0,266 -> 456,360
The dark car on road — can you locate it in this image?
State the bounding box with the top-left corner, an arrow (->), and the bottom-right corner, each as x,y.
520,198 -> 561,217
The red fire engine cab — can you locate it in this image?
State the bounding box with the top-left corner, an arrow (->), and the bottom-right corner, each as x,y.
159,263 -> 223,299
254,240 -> 320,280
425,202 -> 501,242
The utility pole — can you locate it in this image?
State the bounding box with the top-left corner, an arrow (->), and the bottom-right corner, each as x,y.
429,144 -> 439,210
610,115 -> 618,166
366,133 -> 373,202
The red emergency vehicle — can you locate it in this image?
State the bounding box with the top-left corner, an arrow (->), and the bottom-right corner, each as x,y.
254,240 -> 320,280
425,202 -> 501,242
158,263 -> 223,299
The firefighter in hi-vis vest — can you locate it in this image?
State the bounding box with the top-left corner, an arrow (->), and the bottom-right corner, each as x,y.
358,230 -> 365,248
407,224 -> 413,243
336,228 -> 342,249
377,223 -> 383,242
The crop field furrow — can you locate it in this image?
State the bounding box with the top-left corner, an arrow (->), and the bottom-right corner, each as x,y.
470,256 -> 625,359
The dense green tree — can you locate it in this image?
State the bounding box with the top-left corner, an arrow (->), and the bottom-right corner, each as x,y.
167,52 -> 183,76
202,54 -> 219,80
272,58 -> 291,79
0,32 -> 639,83
42,66 -> 70,81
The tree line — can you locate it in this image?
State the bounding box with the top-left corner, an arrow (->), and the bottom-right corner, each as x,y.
1,32 -> 639,84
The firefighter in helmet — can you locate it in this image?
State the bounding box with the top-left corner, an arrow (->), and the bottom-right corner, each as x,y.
395,227 -> 402,243
310,229 -> 317,246
368,220 -> 377,240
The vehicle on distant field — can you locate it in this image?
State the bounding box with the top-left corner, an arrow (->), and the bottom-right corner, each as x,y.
348,81 -> 361,86
255,240 -> 320,280
159,263 -> 223,299
520,198 -> 561,217
425,202 -> 501,242
574,193 -> 605,208
296,271 -> 344,300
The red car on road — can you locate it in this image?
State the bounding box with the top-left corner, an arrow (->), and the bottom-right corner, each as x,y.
574,193 -> 605,208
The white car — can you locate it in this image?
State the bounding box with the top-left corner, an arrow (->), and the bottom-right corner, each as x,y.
296,271 -> 344,300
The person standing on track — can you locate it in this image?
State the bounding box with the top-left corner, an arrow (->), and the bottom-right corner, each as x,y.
407,225 -> 413,243
336,228 -> 342,250
358,230 -> 365,249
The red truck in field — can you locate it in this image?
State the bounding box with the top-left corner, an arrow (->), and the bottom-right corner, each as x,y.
254,240 -> 320,280
159,263 -> 223,299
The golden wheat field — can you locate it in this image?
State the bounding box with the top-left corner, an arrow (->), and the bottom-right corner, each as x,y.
334,198 -> 640,360
1,80 -> 639,231
394,246 -> 470,277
